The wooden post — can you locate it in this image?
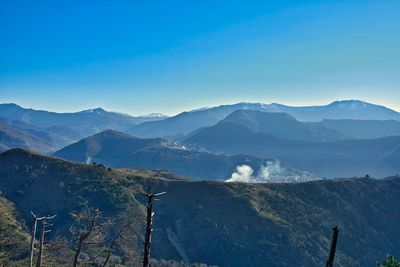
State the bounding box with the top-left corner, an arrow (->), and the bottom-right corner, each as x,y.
142,187 -> 166,267
326,226 -> 339,267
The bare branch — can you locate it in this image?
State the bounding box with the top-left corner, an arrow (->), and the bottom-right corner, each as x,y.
102,223 -> 129,267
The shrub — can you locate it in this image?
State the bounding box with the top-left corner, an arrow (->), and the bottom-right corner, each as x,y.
378,255 -> 400,267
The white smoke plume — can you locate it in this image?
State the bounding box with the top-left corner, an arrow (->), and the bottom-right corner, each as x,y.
226,160 -> 315,183
225,165 -> 254,183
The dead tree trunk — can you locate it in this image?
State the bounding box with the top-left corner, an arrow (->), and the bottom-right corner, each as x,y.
35,215 -> 56,267
142,187 -> 166,267
30,213 -> 55,267
36,219 -> 46,267
29,213 -> 38,267
326,226 -> 339,267
143,196 -> 154,267
72,236 -> 84,267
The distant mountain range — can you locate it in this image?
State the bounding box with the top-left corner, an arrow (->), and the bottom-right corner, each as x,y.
184,110 -> 348,142
0,103 -> 166,141
312,119 -> 400,139
129,100 -> 400,139
1,148 -> 400,266
267,100 -> 400,121
128,102 -> 272,139
0,119 -> 55,152
1,100 -> 400,179
1,100 -> 399,142
0,117 -> 78,152
182,110 -> 400,178
54,129 -> 313,182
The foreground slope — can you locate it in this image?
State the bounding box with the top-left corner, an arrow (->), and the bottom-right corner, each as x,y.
0,149 -> 400,266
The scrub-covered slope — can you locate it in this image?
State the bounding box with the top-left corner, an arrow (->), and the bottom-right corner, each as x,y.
1,149 -> 399,266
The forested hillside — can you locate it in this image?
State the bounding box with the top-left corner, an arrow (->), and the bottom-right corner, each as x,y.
1,149 -> 399,266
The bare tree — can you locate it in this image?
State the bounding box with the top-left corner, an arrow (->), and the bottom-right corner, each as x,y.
102,223 -> 129,267
71,208 -> 101,267
29,212 -> 38,267
70,206 -> 138,266
113,213 -> 143,265
142,187 -> 166,267
35,214 -> 56,267
22,211 -> 57,267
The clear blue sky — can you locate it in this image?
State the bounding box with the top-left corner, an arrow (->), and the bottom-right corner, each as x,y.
0,0 -> 399,115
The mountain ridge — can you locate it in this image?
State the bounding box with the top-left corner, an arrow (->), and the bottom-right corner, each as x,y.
0,103 -> 167,141
53,129 -> 313,182
0,117 -> 81,152
215,110 -> 348,142
129,100 -> 400,139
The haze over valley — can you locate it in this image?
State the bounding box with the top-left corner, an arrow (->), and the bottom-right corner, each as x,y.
1,100 -> 400,181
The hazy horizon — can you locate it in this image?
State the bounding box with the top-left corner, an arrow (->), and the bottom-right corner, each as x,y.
1,99 -> 399,117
